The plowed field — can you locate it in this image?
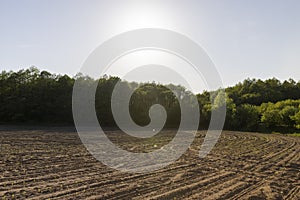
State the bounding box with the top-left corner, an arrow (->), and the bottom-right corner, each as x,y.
0,129 -> 299,199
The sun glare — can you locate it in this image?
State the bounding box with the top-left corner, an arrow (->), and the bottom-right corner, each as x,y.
110,2 -> 179,31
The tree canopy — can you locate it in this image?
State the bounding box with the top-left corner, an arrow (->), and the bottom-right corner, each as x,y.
1,67 -> 300,133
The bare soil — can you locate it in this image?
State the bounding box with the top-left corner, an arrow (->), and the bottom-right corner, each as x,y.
0,129 -> 299,199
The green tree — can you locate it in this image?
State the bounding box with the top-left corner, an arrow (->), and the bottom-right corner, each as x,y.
235,104 -> 260,131
291,107 -> 300,129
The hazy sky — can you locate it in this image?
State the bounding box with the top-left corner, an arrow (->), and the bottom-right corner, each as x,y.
1,0 -> 300,88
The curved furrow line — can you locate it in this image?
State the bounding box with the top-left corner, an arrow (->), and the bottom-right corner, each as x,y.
140,172 -> 237,199
254,141 -> 297,173
0,162 -> 112,188
23,163 -> 198,199
147,171 -> 234,200
76,163 -> 213,199
229,181 -> 265,200
239,140 -> 297,173
185,175 -> 249,200
0,162 -> 103,185
284,186 -> 300,200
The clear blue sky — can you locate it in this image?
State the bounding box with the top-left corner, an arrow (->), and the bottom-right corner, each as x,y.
1,0 -> 300,87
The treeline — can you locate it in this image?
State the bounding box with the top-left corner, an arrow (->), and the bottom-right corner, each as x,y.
0,67 -> 74,123
224,79 -> 300,132
1,67 -> 300,133
198,78 -> 300,132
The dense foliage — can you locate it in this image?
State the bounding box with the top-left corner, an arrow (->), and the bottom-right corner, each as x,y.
1,67 -> 300,133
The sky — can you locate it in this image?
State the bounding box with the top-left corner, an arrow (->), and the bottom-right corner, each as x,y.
1,0 -> 300,90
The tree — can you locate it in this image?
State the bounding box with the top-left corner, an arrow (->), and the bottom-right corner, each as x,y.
291,107 -> 300,129
235,104 -> 260,131
279,106 -> 298,127
260,103 -> 281,128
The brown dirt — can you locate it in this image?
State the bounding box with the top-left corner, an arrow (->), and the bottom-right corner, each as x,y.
0,130 -> 299,199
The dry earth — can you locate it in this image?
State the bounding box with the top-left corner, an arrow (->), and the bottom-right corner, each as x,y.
0,129 -> 299,199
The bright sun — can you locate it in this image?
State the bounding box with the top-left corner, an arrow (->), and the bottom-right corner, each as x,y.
110,1 -> 179,31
